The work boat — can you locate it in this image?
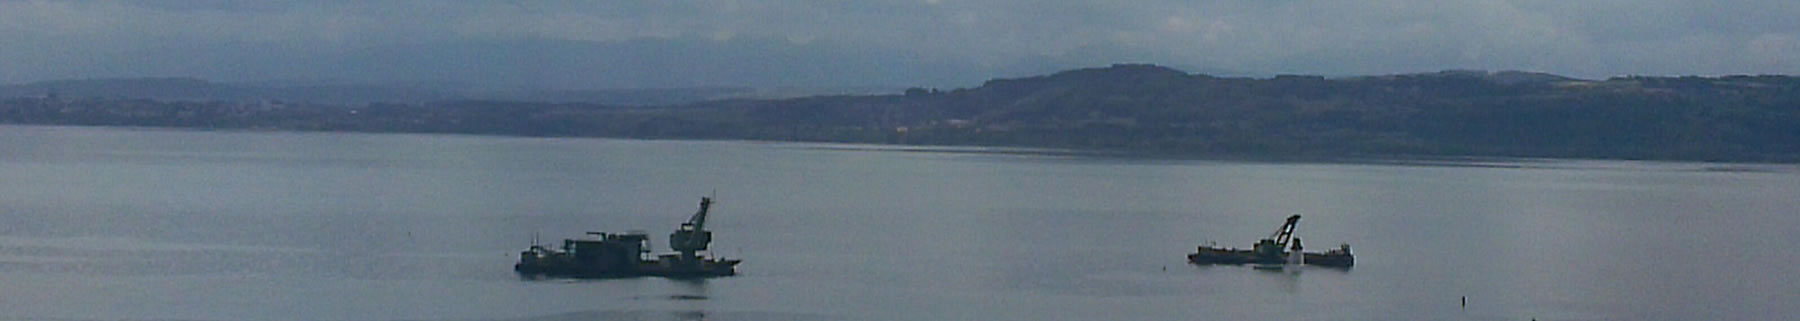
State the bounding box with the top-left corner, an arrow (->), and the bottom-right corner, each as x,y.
515,197 -> 742,278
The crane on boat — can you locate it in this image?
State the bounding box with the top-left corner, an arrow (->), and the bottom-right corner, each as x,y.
1269,214 -> 1300,249
669,196 -> 715,264
1254,214 -> 1302,258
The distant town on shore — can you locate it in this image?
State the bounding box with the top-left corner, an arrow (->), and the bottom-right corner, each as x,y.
4,64 -> 1798,163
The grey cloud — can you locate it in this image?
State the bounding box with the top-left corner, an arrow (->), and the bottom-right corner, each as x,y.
1,0 -> 1795,87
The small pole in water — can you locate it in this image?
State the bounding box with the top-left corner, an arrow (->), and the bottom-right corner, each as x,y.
1461,296 -> 1466,309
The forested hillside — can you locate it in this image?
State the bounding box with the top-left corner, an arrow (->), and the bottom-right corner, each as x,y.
5,64 -> 1798,162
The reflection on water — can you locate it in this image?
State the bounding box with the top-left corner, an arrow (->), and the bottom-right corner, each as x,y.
1255,266 -> 1303,293
670,278 -> 709,300
481,310 -> 831,321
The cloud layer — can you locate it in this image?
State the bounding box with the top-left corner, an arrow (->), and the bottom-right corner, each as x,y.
2,0 -> 1796,87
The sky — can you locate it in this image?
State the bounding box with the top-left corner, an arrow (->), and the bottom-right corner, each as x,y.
2,0 -> 1797,89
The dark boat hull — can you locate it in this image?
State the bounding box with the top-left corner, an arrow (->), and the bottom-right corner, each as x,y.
1187,247 -> 1354,268
514,259 -> 742,279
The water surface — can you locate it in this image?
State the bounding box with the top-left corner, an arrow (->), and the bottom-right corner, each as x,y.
1,125 -> 1796,321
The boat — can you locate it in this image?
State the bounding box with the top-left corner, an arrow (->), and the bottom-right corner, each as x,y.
514,196 -> 742,278
1187,215 -> 1355,268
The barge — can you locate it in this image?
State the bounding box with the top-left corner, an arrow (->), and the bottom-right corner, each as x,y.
1188,215 -> 1354,268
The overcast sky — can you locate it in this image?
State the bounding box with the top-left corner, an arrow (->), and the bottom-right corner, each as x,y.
2,0 -> 1796,88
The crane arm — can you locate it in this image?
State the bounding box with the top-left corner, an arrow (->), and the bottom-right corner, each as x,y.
687,196 -> 712,232
1269,215 -> 1301,247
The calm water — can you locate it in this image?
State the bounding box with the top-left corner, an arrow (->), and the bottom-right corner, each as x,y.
1,125 -> 1797,321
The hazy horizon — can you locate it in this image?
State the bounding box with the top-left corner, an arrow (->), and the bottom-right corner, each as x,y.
3,0 -> 1796,90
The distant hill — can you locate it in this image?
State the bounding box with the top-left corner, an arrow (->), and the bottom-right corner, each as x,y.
4,64 -> 1798,162
670,64 -> 1800,161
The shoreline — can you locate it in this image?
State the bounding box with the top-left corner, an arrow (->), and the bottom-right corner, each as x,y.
6,123 -> 1796,172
